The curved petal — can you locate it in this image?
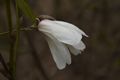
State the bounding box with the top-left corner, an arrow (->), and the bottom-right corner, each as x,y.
38,20 -> 82,46
44,32 -> 71,70
54,21 -> 88,37
73,41 -> 86,50
68,41 -> 86,55
68,45 -> 81,55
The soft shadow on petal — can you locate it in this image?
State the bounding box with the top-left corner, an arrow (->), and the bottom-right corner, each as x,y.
72,41 -> 86,50
44,32 -> 71,70
68,45 -> 81,55
67,41 -> 86,55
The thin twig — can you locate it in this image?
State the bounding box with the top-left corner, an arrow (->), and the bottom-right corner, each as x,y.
0,53 -> 12,79
0,28 -> 33,36
5,0 -> 13,79
9,0 -> 21,79
0,69 -> 11,80
0,53 -> 10,74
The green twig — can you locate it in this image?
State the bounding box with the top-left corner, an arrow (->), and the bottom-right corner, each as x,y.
5,0 -> 12,35
0,28 -> 33,36
9,0 -> 21,79
5,0 -> 13,79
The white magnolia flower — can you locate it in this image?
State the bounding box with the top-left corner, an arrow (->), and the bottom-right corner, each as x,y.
36,15 -> 88,70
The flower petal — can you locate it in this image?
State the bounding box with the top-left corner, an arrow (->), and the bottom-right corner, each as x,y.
38,20 -> 82,46
44,32 -> 71,70
68,41 -> 86,55
68,45 -> 81,55
54,21 -> 88,37
73,41 -> 86,50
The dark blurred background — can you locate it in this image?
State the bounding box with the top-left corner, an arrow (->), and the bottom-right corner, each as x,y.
0,0 -> 120,80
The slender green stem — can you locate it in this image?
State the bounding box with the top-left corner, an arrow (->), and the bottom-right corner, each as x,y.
8,0 -> 21,79
5,0 -> 12,35
0,28 -> 33,36
0,31 -> 10,35
5,0 -> 21,80
5,0 -> 13,79
4,0 -> 36,80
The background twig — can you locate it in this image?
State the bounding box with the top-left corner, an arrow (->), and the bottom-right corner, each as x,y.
0,53 -> 11,79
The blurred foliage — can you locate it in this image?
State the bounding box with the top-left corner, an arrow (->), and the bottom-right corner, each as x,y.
17,0 -> 36,22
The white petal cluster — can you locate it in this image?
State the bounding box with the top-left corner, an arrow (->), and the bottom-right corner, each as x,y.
38,19 -> 88,70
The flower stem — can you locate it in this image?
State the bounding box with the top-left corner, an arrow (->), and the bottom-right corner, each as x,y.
5,0 -> 12,35
5,0 -> 21,80
0,28 -> 33,36
9,0 -> 21,79
5,0 -> 14,79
